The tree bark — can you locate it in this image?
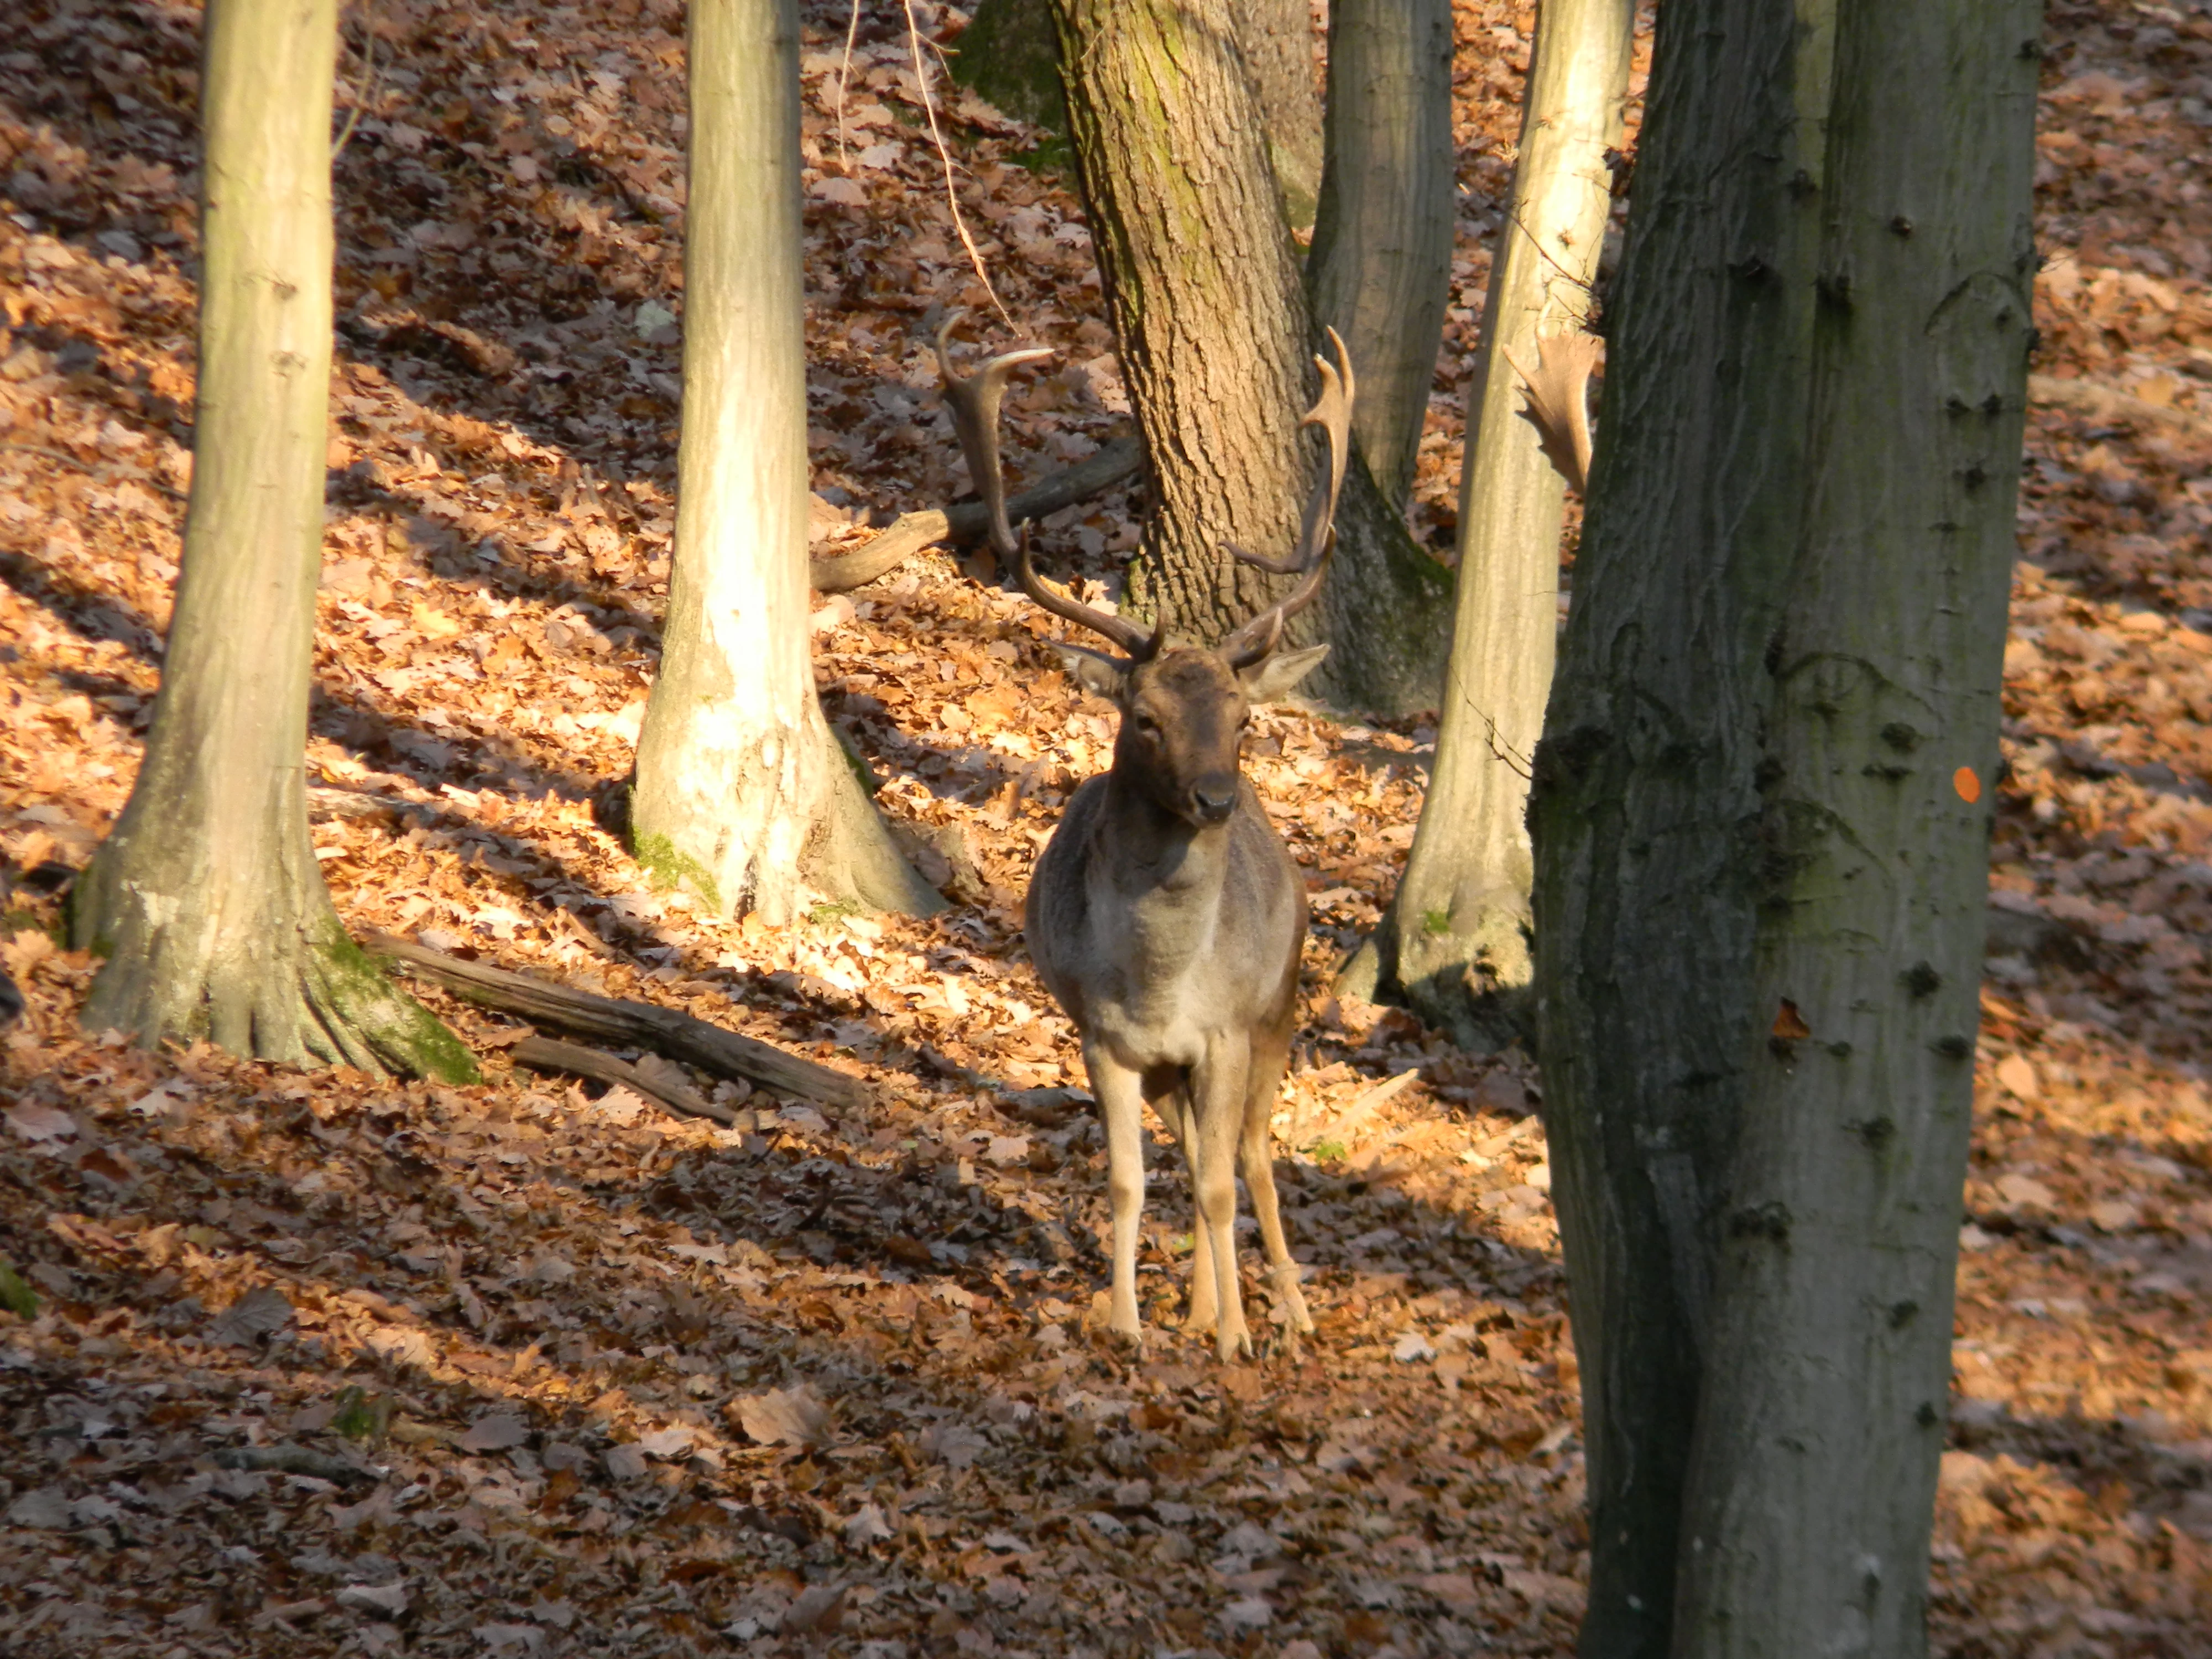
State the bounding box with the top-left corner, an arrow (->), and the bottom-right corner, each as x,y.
1051,0 -> 1451,714
1305,0 -> 1457,511
1668,6 -> 2039,1651
950,0 -> 1068,135
1238,0 -> 1326,234
1338,0 -> 1632,1047
954,0 -> 1318,237
1526,2 -> 2039,1653
69,0 -> 474,1082
631,0 -> 941,924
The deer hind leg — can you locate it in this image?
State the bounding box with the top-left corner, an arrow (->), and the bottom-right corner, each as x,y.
1239,1038 -> 1313,1337
1191,1045 -> 1253,1361
1155,1074 -> 1217,1334
1087,1046 -> 1150,1347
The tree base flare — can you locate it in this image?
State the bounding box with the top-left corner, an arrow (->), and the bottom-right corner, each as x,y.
1337,889 -> 1533,1054
74,879 -> 477,1082
632,715 -> 945,924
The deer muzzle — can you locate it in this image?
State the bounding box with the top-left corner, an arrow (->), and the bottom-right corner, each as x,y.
1188,778 -> 1239,825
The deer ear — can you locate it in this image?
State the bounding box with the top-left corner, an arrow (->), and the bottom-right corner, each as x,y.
1238,642 -> 1330,703
1053,643 -> 1130,698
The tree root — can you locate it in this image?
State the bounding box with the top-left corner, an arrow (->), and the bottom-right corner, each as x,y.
74,889 -> 479,1083
1335,895 -> 1533,1055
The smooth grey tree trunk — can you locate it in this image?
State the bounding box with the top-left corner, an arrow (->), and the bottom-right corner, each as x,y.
1527,1 -> 2039,1653
1051,0 -> 1451,714
1305,0 -> 1457,512
1338,0 -> 1631,1045
71,0 -> 474,1082
631,0 -> 941,924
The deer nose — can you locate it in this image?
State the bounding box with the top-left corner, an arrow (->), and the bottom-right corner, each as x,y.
1190,781 -> 1237,823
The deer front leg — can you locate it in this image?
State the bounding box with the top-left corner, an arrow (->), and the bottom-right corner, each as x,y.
1191,1045 -> 1253,1361
1159,1083 -> 1218,1334
1087,1045 -> 1149,1347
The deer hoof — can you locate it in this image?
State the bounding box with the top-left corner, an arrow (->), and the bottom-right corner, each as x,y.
1214,1325 -> 1253,1363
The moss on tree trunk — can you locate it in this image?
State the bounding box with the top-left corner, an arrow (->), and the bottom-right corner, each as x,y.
950,0 -> 1068,136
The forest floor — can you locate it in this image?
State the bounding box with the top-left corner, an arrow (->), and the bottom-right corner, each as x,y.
1,0 -> 2210,1655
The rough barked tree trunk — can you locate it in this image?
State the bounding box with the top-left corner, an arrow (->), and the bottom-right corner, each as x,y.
1338,0 -> 1631,1046
631,0 -> 941,924
1051,0 -> 1451,714
1305,0 -> 1457,511
1238,0 -> 1325,234
70,0 -> 474,1081
955,0 -> 1318,233
950,0 -> 1068,135
1527,1 -> 2038,1653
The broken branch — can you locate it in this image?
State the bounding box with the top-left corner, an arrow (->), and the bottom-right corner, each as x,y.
510,1034 -> 737,1126
364,935 -> 869,1113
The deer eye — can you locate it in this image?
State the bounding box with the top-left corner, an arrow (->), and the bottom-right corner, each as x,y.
1134,713 -> 1160,736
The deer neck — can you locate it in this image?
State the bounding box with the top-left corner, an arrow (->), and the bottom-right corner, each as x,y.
1093,770 -> 1234,899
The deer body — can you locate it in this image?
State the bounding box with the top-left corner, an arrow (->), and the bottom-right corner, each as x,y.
1036,768 -> 1300,1072
1029,747 -> 1311,1355
937,319 -> 1353,1358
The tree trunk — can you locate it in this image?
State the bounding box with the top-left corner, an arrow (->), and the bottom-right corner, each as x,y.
1238,0 -> 1325,234
630,0 -> 942,925
1526,2 -> 2039,1653
1338,0 -> 1632,1046
69,0 -> 474,1082
1667,5 -> 2039,1651
1305,0 -> 1457,511
1051,0 -> 1451,715
950,0 -> 1068,136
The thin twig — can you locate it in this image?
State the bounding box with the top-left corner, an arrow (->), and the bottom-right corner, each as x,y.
1455,681 -> 1535,781
331,6 -> 381,161
1500,202 -> 1598,328
832,0 -> 862,168
902,0 -> 1016,332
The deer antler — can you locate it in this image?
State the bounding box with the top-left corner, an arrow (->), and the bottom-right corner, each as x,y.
936,313 -> 1161,662
1501,328 -> 1600,495
1219,327 -> 1355,670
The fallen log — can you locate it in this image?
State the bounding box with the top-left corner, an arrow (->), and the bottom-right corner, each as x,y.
365,935 -> 868,1113
510,1033 -> 737,1127
808,434 -> 1142,593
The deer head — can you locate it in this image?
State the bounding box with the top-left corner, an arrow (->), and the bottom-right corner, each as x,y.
938,319 -> 1354,828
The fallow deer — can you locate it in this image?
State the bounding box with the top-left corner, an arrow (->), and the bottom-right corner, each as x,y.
938,320 -> 1353,1359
